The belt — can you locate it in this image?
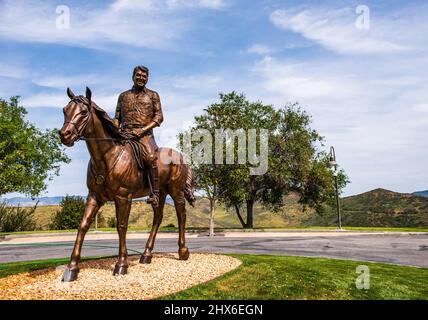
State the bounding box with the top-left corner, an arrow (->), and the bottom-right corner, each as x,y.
120,124 -> 153,136
123,124 -> 146,128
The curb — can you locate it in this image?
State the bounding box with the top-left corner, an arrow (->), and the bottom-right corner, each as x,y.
2,229 -> 428,243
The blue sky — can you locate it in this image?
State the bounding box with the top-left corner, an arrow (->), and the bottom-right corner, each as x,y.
1,0 -> 427,197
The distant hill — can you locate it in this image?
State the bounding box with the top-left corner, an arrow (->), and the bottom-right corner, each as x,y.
2,196 -> 66,206
1,195 -> 175,207
306,188 -> 428,227
413,190 -> 428,198
5,188 -> 428,229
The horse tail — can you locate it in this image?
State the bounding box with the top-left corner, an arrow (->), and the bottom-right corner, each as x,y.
184,165 -> 196,207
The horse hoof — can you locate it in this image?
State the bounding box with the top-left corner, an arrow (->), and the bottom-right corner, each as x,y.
113,265 -> 128,276
139,255 -> 152,264
62,267 -> 79,282
179,248 -> 190,261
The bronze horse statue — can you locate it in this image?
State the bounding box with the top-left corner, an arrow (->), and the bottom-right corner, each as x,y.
59,87 -> 195,282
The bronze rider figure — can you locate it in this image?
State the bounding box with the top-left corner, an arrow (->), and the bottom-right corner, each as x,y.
114,65 -> 163,207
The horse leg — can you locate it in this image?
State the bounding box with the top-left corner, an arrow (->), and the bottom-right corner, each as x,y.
113,195 -> 131,275
173,191 -> 189,260
63,193 -> 102,282
140,192 -> 167,264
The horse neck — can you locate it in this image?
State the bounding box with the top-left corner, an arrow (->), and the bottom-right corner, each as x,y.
84,109 -> 116,163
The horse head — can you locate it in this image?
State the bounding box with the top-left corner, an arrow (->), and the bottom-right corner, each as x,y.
59,87 -> 93,147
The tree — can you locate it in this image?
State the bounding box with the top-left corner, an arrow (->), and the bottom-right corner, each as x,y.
195,164 -> 221,237
181,92 -> 348,229
50,195 -> 85,230
0,96 -> 70,197
178,121 -> 223,237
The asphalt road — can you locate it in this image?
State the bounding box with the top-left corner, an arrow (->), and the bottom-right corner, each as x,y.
1,233 -> 428,267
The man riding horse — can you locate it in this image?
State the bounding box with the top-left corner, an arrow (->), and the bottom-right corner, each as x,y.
114,65 -> 163,207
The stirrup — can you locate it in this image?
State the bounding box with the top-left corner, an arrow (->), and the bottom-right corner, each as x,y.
147,193 -> 159,207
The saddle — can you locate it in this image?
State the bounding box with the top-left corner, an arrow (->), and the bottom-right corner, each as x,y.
126,139 -> 156,171
90,104 -> 155,176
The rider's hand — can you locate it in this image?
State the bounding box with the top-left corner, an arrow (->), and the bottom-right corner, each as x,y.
113,119 -> 120,128
134,127 -> 146,138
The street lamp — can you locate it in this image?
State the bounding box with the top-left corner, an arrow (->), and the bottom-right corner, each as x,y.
329,146 -> 343,231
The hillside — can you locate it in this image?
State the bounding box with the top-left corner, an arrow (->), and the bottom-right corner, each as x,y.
32,193 -> 315,230
306,188 -> 428,227
19,188 -> 428,230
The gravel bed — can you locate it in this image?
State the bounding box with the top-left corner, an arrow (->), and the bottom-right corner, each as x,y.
0,253 -> 242,300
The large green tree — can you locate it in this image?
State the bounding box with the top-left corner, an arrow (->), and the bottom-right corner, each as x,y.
181,92 -> 348,228
0,96 -> 70,197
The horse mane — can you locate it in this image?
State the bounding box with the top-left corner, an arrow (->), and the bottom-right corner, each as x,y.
75,95 -> 123,140
92,102 -> 123,139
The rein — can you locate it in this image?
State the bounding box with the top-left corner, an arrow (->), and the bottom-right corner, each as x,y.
80,137 -> 120,141
66,98 -> 121,142
65,97 -> 125,184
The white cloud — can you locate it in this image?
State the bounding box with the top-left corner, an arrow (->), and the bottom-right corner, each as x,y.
250,52 -> 428,195
161,74 -> 222,89
264,5 -> 428,195
166,0 -> 227,9
0,0 -> 228,50
32,75 -> 102,89
254,56 -> 361,102
0,63 -> 27,79
270,7 -> 415,54
413,103 -> 428,113
19,91 -> 118,111
20,93 -> 68,109
32,74 -> 129,92
247,44 -> 277,55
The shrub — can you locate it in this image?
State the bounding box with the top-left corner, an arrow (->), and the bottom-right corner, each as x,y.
107,217 -> 117,228
0,201 -> 37,232
50,195 -> 85,230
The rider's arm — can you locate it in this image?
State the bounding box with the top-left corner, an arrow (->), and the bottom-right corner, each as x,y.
114,94 -> 123,128
139,91 -> 163,135
151,91 -> 163,127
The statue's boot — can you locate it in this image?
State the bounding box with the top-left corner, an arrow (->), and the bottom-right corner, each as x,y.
146,164 -> 160,207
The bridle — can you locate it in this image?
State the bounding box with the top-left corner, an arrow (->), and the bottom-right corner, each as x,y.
64,119 -> 87,142
63,95 -> 124,185
64,97 -> 119,142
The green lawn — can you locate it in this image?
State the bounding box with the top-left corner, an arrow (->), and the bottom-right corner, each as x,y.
1,254 -> 427,300
164,254 -> 428,300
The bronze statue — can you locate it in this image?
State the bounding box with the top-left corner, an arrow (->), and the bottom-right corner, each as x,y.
59,84 -> 195,282
114,66 -> 163,207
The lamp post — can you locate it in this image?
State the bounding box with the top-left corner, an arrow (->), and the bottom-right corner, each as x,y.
329,146 -> 343,231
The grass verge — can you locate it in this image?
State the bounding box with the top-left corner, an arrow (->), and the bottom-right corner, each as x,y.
163,254 -> 428,300
1,254 -> 427,300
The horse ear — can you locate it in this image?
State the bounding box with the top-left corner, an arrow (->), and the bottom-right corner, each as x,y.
86,87 -> 92,107
67,87 -> 75,100
86,86 -> 92,102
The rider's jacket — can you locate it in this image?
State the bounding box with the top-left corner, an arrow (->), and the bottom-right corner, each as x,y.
115,86 -> 163,134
